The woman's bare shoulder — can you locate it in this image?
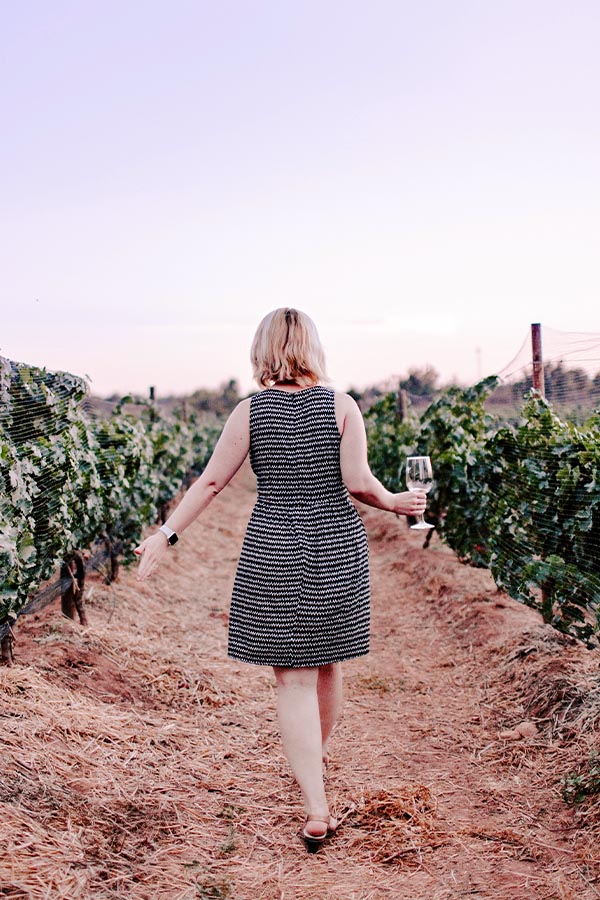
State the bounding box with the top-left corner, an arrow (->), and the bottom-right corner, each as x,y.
333,391 -> 363,437
221,397 -> 252,432
227,397 -> 251,416
333,391 -> 362,414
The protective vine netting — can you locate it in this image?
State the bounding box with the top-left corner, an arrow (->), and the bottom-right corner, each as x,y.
0,356 -> 221,635
365,327 -> 600,647
493,326 -> 600,419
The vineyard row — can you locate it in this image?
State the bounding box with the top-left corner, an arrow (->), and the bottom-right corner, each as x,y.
366,376 -> 600,647
0,357 -> 220,644
2,359 -> 600,653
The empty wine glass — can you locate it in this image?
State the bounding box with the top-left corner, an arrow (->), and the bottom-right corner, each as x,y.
406,455 -> 434,530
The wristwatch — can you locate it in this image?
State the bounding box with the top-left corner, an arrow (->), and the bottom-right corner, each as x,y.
159,524 -> 179,546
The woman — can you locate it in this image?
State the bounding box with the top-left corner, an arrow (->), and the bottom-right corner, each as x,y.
135,308 -> 426,851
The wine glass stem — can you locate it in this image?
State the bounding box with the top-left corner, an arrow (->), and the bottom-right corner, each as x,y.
416,513 -> 425,525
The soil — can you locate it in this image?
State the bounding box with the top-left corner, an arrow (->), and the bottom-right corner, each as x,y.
1,460 -> 599,900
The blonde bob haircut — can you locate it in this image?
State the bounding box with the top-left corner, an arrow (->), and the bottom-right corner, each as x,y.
251,308 -> 328,388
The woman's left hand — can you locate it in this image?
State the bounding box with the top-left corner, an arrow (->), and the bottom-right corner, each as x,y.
134,532 -> 170,581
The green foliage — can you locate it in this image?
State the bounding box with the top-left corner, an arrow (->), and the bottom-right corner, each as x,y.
92,412 -> 158,561
365,377 -> 600,646
0,358 -> 94,620
416,376 -> 499,566
486,397 -> 600,643
0,357 -> 221,625
187,414 -> 223,479
563,751 -> 600,804
195,875 -> 231,900
364,392 -> 419,493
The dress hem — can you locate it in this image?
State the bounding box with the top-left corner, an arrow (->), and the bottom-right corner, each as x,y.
226,648 -> 370,668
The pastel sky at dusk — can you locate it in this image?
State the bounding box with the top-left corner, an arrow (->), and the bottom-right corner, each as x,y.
1,0 -> 599,397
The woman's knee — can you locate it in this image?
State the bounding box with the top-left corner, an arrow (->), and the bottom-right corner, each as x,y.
317,662 -> 341,682
273,665 -> 319,689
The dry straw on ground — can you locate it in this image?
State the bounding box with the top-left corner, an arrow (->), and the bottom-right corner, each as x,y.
2,463 -> 600,899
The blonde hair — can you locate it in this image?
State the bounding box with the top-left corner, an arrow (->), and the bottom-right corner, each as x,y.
251,308 -> 328,388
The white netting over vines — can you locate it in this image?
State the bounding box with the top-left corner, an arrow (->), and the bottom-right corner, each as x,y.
493,326 -> 600,419
0,356 -> 220,642
364,325 -> 600,648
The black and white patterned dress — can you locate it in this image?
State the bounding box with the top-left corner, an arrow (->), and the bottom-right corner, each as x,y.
228,385 -> 370,668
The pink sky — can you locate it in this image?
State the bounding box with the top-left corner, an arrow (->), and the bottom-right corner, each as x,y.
1,1 -> 599,396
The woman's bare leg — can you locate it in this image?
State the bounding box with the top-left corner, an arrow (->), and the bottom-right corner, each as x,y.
273,665 -> 335,835
317,662 -> 342,764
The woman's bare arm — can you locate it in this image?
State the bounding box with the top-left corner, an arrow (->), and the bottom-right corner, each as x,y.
337,393 -> 426,516
135,398 -> 250,580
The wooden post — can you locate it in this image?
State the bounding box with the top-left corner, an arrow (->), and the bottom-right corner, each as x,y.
103,535 -> 120,584
397,388 -> 409,422
1,625 -> 15,666
61,558 -> 76,619
149,385 -> 157,422
532,322 -> 551,615
531,323 -> 545,397
61,553 -> 88,625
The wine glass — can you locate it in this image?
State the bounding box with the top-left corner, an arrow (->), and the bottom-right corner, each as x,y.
406,456 -> 434,530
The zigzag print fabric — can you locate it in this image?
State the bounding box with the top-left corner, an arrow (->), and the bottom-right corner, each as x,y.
228,385 -> 370,667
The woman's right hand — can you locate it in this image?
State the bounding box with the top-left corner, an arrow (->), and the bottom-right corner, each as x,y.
394,490 -> 427,517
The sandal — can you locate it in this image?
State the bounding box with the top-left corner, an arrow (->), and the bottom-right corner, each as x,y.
300,814 -> 337,853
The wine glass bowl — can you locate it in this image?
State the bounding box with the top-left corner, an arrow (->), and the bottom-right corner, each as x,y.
406,455 -> 434,530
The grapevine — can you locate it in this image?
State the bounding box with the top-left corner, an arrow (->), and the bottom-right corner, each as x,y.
367,379 -> 600,646
0,357 -> 221,628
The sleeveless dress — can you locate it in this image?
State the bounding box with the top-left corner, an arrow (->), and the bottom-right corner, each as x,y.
228,385 -> 370,668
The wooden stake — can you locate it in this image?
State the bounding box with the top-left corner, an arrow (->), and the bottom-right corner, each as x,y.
1,626 -> 15,666
397,388 -> 409,422
149,385 -> 157,422
103,535 -> 120,584
532,322 -> 552,614
531,323 -> 545,397
61,552 -> 88,624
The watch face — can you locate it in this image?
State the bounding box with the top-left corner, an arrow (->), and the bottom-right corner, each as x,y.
168,533 -> 178,545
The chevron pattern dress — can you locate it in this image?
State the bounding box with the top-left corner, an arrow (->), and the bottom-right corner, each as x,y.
228,385 -> 370,667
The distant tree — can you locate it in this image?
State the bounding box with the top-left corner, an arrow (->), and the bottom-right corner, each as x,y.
188,379 -> 240,417
545,363 -> 590,402
188,388 -> 215,413
220,378 -> 240,411
399,366 -> 439,398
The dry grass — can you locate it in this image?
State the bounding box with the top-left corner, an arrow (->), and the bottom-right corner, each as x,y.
2,462 -> 600,899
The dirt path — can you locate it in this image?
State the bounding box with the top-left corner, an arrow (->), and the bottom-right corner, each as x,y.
1,461 -> 598,900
